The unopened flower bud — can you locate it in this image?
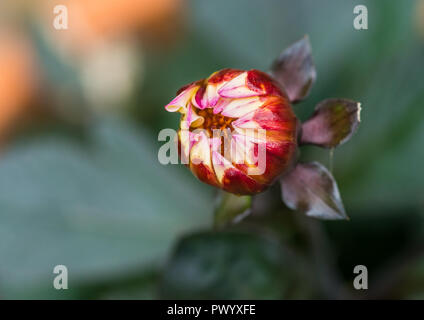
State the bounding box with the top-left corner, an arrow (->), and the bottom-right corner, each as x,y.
165,69 -> 298,195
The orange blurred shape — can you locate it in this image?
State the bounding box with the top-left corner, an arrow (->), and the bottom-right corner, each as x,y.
0,31 -> 37,141
46,0 -> 185,49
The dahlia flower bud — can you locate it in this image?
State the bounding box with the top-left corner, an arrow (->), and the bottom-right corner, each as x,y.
165,69 -> 298,195
165,36 -> 361,221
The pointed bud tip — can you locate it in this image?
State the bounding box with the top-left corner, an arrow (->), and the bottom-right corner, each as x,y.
300,98 -> 361,149
270,36 -> 316,103
280,162 -> 347,221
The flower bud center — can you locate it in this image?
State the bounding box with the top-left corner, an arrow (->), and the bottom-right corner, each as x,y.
196,108 -> 235,137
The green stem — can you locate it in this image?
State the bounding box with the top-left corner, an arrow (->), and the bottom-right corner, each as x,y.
213,191 -> 252,229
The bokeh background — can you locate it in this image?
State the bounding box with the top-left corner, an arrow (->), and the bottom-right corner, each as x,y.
0,0 -> 423,299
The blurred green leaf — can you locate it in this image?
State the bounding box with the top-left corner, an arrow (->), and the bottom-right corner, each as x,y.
330,44 -> 424,210
75,268 -> 161,300
0,118 -> 213,298
400,254 -> 424,299
160,231 -> 291,299
324,206 -> 423,283
30,23 -> 86,119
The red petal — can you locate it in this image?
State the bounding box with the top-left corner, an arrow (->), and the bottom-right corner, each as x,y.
207,68 -> 243,84
221,168 -> 266,195
246,70 -> 284,96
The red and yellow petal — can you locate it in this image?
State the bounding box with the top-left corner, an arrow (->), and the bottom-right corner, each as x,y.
220,96 -> 263,118
218,72 -> 261,98
212,151 -> 265,195
189,131 -> 220,187
181,104 -> 204,130
165,84 -> 199,113
246,70 -> 283,97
